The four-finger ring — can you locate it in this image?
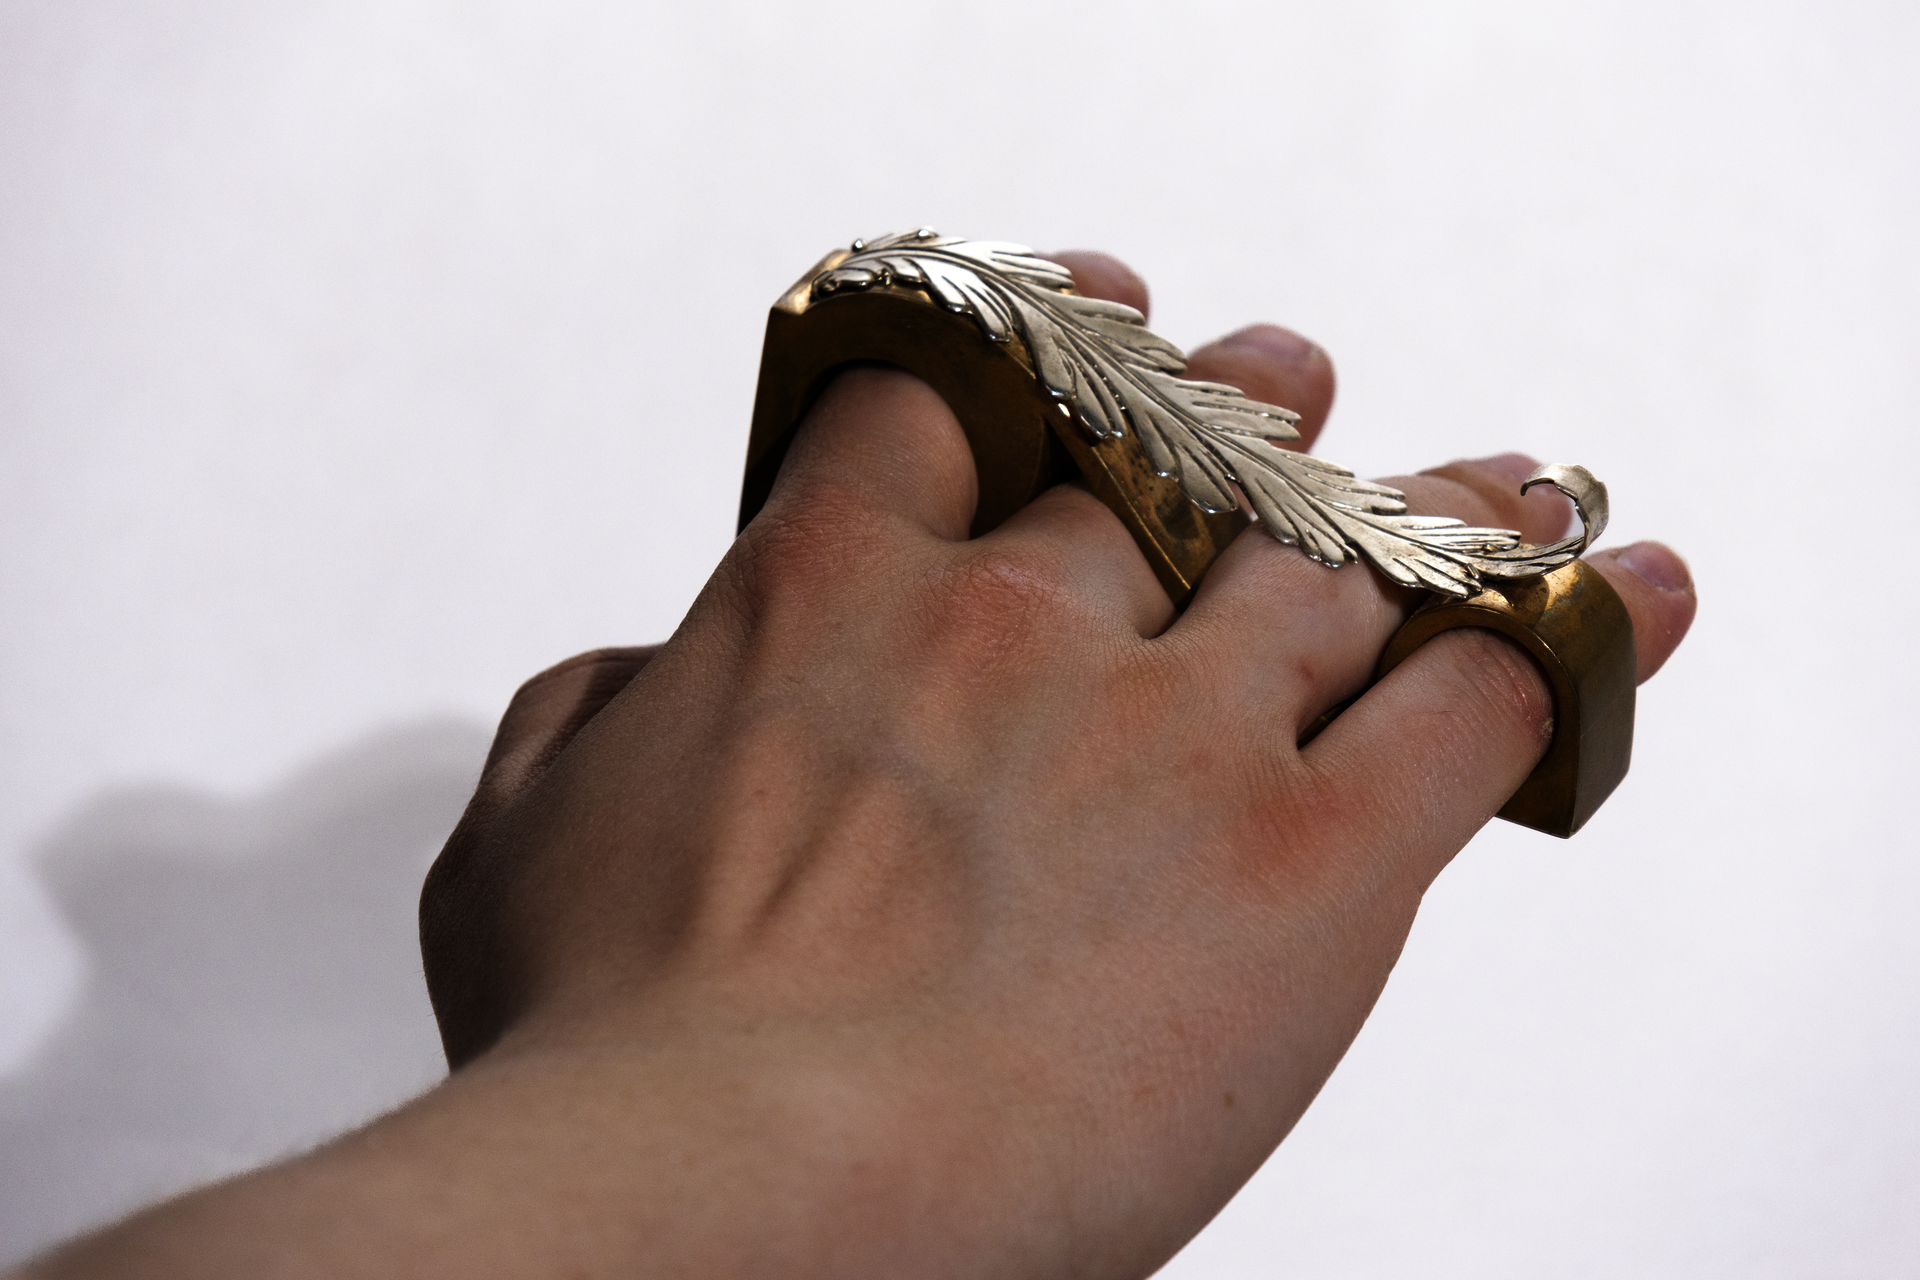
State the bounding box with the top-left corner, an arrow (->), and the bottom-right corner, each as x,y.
739,230 -> 1635,836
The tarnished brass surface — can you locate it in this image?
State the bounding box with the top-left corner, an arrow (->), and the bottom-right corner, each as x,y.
741,232 -> 1640,835
1375,560 -> 1636,837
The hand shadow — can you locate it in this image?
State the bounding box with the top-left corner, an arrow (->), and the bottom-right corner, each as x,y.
0,719 -> 489,1265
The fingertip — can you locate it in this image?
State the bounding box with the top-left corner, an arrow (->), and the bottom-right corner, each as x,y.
1606,540 -> 1694,595
1587,542 -> 1697,683
1046,250 -> 1151,318
1213,323 -> 1323,368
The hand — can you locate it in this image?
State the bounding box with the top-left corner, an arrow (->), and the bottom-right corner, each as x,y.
28,253 -> 1695,1280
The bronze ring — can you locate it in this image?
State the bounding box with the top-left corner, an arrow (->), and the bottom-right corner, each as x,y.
738,231 -> 1635,837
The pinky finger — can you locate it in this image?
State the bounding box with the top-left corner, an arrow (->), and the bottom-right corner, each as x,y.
1300,541 -> 1697,888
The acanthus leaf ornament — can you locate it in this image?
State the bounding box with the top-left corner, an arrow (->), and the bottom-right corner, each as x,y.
741,229 -> 1639,836
812,229 -> 1605,599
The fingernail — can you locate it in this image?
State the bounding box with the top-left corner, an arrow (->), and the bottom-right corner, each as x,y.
1612,541 -> 1693,593
1219,324 -> 1317,366
1474,452 -> 1543,488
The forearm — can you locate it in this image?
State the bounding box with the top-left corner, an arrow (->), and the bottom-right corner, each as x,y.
20,1031 -> 1094,1280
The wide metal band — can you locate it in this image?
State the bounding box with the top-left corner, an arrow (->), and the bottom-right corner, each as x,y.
1377,561 -> 1636,836
740,233 -> 1638,837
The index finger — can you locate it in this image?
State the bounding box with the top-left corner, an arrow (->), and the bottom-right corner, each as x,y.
756,251 -> 1146,549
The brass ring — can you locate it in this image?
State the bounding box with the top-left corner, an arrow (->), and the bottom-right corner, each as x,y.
739,230 -> 1636,837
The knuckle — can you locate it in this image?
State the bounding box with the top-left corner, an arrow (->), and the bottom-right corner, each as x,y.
726,494 -> 888,618
1077,642 -> 1193,748
919,543 -> 1081,656
1008,484 -> 1145,575
1224,523 -> 1372,613
1219,750 -> 1366,893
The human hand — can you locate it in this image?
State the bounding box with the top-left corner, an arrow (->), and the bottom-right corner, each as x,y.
28,253 -> 1695,1280
407,251 -> 1694,1276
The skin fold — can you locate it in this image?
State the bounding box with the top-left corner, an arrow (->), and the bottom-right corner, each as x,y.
20,252 -> 1696,1280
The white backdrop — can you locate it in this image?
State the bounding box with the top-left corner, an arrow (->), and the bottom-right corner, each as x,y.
2,0 -> 1915,1272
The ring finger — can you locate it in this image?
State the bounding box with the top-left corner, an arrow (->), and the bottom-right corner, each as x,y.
1173,453 -> 1577,733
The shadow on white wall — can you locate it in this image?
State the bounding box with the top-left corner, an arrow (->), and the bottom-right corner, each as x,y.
0,721 -> 488,1265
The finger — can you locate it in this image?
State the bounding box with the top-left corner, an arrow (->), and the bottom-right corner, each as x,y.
1171,523 -> 1402,734
1046,250 -> 1150,317
1301,536 -> 1697,885
1183,325 -> 1337,453
1584,541 -> 1697,682
761,365 -> 979,543
1298,627 -> 1557,877
980,482 -> 1177,637
1177,453 -> 1568,732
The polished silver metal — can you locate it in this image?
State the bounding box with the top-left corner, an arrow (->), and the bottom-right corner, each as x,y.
1520,462 -> 1609,556
814,229 -> 1602,598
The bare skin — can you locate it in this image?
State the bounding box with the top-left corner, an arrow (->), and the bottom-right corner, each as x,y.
20,252 -> 1696,1280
